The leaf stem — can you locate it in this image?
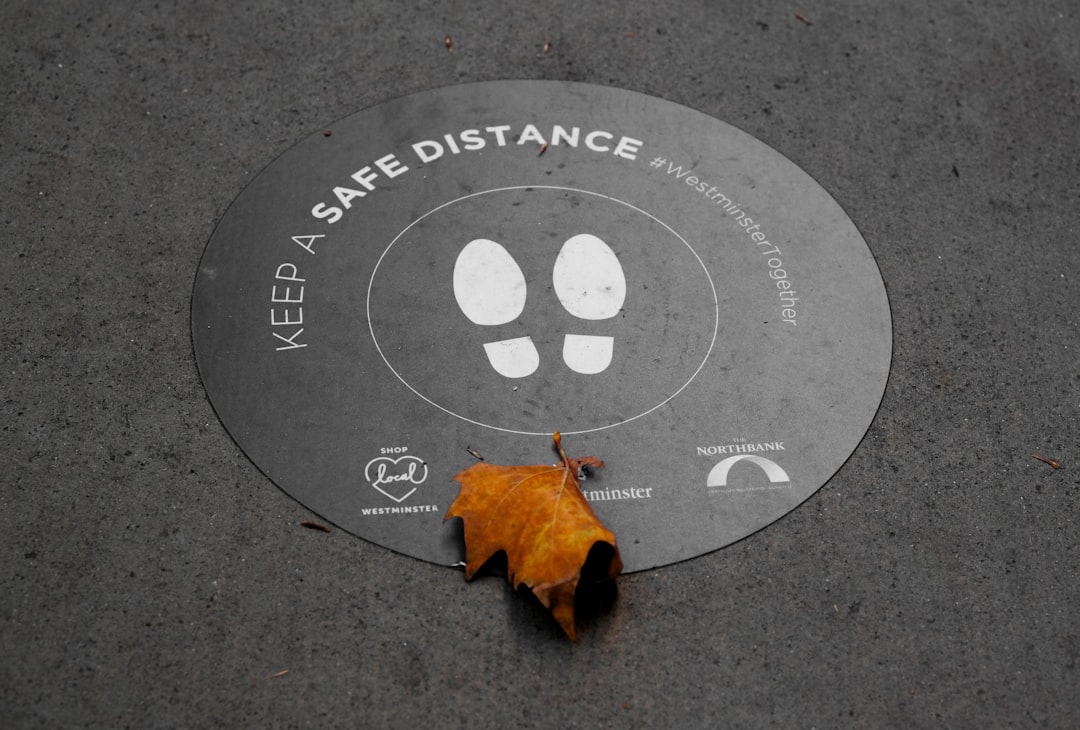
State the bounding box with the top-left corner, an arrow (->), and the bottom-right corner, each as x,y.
553,432 -> 571,469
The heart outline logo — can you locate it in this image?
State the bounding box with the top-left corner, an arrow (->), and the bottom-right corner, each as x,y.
364,455 -> 429,503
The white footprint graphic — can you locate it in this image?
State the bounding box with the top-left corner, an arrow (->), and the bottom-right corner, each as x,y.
454,238 -> 538,378
553,234 -> 625,374
454,233 -> 625,377
453,238 -> 527,325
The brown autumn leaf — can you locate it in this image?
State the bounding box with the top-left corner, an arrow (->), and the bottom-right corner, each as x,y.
445,432 -> 622,640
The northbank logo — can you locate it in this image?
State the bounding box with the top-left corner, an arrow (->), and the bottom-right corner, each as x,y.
702,441 -> 791,493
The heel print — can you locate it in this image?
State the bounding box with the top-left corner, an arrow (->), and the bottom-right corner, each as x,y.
562,334 -> 614,375
483,336 -> 540,378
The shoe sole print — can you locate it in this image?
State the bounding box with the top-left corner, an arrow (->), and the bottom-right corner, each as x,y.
453,233 -> 626,377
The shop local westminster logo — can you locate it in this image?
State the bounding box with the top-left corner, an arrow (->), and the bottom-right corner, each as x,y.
364,453 -> 428,503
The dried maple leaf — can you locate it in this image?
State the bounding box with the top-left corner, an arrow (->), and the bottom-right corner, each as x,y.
446,432 -> 622,640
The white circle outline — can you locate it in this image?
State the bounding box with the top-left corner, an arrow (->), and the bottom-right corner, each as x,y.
366,185 -> 720,435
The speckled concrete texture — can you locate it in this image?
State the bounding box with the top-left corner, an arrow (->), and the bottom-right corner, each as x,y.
3,1 -> 1078,727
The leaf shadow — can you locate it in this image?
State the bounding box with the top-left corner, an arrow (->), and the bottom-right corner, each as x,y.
503,543 -> 621,642
572,542 -> 621,637
469,550 -> 508,579
469,543 -> 622,641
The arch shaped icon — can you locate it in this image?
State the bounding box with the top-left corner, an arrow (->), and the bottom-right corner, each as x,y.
706,455 -> 790,487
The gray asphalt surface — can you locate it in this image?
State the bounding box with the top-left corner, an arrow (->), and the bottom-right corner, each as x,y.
3,1 -> 1078,727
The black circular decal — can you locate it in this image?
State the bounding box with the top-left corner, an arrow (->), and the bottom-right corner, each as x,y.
192,81 -> 891,572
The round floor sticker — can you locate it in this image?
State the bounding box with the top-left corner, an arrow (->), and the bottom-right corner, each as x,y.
192,81 -> 891,572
